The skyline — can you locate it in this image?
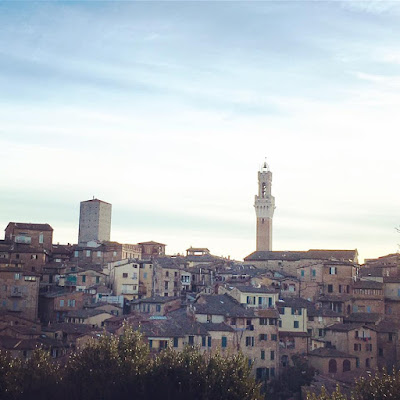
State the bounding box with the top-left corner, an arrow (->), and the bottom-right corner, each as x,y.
1,1 -> 399,262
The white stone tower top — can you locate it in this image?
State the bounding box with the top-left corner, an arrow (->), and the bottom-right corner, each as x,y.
254,161 -> 275,219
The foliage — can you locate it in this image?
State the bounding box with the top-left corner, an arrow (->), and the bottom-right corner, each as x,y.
307,369 -> 400,400
265,355 -> 315,400
0,324 -> 261,400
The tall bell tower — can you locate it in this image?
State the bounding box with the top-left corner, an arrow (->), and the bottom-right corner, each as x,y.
254,161 -> 275,251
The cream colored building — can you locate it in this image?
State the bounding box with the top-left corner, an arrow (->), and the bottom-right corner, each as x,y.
109,260 -> 139,300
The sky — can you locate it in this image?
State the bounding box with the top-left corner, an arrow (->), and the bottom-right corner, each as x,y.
0,1 -> 399,262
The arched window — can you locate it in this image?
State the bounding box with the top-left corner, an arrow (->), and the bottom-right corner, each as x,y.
343,359 -> 351,372
328,359 -> 337,373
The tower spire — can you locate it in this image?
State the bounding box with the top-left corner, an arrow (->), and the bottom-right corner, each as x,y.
254,160 -> 275,251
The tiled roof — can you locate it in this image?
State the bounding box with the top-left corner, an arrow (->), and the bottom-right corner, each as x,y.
232,285 -> 277,294
194,294 -> 255,318
136,314 -> 209,338
130,296 -> 180,305
6,222 -> 53,231
244,249 -> 357,262
353,280 -> 383,289
279,297 -> 312,309
309,347 -> 357,358
201,322 -> 234,332
42,323 -> 101,335
138,241 -> 166,246
67,309 -> 112,319
344,313 -> 381,324
325,323 -> 364,332
279,331 -> 310,337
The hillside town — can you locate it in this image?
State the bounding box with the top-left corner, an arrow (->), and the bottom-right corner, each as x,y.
0,163 -> 398,394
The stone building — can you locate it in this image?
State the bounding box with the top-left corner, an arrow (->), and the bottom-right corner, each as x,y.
78,198 -> 112,245
0,268 -> 40,321
4,222 -> 53,252
324,323 -> 377,370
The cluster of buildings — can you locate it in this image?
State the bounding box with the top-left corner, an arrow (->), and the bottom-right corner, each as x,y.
0,163 -> 399,391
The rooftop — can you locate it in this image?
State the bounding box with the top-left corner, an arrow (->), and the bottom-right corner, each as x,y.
244,249 -> 358,262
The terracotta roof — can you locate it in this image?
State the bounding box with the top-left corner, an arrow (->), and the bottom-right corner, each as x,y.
279,331 -> 310,337
325,323 -> 364,332
232,285 -> 277,294
194,294 -> 255,318
6,222 -> 53,231
67,309 -> 112,319
344,313 -> 381,324
353,281 -> 383,289
244,249 -> 358,262
138,241 -> 166,246
42,323 -> 101,335
309,347 -> 357,358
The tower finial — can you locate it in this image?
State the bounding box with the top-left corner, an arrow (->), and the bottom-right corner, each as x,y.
261,158 -> 269,172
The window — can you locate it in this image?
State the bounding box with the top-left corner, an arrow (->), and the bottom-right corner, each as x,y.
271,334 -> 277,341
389,333 -> 393,342
202,337 -> 206,347
82,275 -> 86,283
113,251 -> 117,256
68,299 -> 76,307
208,336 -> 211,347
222,336 -> 227,348
259,334 -> 267,341
328,284 -> 333,293
279,307 -> 285,315
301,270 -> 305,277
270,351 -> 275,360
149,340 -> 152,349
312,269 -> 316,277
123,273 -> 128,278
165,271 -> 169,277
329,267 -> 337,275
164,281 -> 169,290
318,329 -> 324,337
366,344 -> 372,351
39,233 -> 44,244
245,337 -> 255,347
156,305 -> 161,312
230,318 -> 237,325
379,348 -> 383,357
31,254 -> 37,260
96,277 -> 100,284
60,300 -> 64,307
188,336 -> 194,346
174,271 -> 178,277
143,272 -> 147,279
259,318 -> 268,325
74,250 -> 79,258
14,273 -> 21,280
294,321 -> 299,329
86,250 -> 91,257
97,251 -> 102,257
164,293 -> 168,297
261,350 -> 265,360
270,368 -> 275,378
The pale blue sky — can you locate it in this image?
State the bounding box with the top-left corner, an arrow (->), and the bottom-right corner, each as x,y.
1,1 -> 399,261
